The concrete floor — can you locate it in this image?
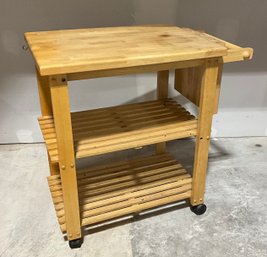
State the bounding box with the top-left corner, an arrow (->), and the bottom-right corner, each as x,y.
0,137 -> 267,257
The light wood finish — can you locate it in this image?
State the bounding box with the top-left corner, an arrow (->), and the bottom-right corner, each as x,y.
67,59 -> 203,81
24,26 -> 228,76
47,153 -> 192,232
36,69 -> 52,116
203,33 -> 253,63
157,70 -> 169,99
174,58 -> 223,114
156,70 -> 169,154
49,75 -> 81,240
27,25 -> 253,243
47,154 -> 60,176
213,61 -> 224,114
174,66 -> 202,107
191,58 -> 220,205
36,69 -> 59,175
38,99 -> 197,163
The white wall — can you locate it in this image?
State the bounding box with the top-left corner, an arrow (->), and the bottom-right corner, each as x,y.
0,0 -> 266,143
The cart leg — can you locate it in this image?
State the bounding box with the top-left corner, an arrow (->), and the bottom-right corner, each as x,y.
156,70 -> 169,154
47,155 -> 60,176
36,69 -> 60,175
213,62 -> 223,114
191,58 -> 222,207
49,75 -> 82,244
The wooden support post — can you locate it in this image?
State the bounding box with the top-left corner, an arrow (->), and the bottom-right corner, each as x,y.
213,61 -> 224,114
36,69 -> 52,115
36,69 -> 59,175
191,58 -> 221,205
156,70 -> 169,154
49,75 -> 81,240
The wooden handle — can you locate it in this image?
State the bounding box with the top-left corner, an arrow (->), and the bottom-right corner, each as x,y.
243,50 -> 251,59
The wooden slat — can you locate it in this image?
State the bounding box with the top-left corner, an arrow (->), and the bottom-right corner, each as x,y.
55,170 -> 191,218
42,114 -> 193,144
77,191 -> 191,231
49,154 -> 173,184
38,98 -> 197,163
59,184 -> 191,225
50,153 -> 190,209
47,153 -> 192,232
49,155 -> 184,196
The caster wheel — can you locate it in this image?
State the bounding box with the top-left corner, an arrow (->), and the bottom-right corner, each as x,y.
190,204 -> 207,215
69,238 -> 83,249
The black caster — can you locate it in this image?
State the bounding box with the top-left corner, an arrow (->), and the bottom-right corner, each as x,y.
190,204 -> 207,215
69,238 -> 83,249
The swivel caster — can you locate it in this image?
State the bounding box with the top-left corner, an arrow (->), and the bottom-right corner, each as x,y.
69,238 -> 83,249
190,204 -> 207,215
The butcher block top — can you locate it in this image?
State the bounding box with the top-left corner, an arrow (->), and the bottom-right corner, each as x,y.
25,25 -> 253,76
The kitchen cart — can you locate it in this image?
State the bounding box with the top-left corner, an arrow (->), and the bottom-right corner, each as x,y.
25,25 -> 253,248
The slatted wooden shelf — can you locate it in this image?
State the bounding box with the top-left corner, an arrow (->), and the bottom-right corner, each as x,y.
39,98 -> 197,163
47,153 -> 192,232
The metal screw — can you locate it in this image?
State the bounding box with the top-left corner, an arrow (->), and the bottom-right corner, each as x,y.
22,45 -> 29,51
61,165 -> 66,170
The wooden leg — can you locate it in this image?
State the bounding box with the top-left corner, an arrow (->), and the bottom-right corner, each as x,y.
36,68 -> 53,115
47,155 -> 60,175
49,75 -> 81,240
191,58 -> 221,206
36,68 -> 60,175
213,61 -> 224,114
156,70 -> 169,154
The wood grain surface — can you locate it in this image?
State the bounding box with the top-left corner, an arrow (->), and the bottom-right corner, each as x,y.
25,26 -> 229,76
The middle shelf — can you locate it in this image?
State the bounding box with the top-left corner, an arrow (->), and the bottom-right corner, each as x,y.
39,98 -> 197,163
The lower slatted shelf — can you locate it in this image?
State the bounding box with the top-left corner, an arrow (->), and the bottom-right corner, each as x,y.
39,98 -> 197,163
47,153 -> 192,232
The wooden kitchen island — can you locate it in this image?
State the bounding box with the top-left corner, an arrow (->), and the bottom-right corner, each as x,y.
25,25 -> 253,248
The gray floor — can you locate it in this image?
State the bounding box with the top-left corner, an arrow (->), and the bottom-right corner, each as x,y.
0,138 -> 267,257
